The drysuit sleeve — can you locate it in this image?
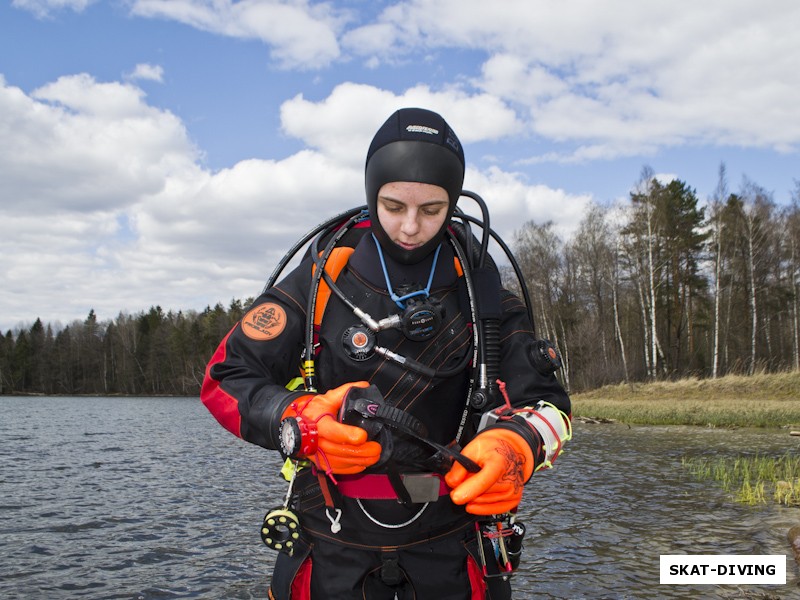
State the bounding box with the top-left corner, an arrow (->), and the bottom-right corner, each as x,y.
200,262 -> 311,450
482,288 -> 571,472
497,288 -> 571,417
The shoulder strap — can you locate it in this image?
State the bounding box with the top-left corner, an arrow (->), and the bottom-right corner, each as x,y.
453,256 -> 463,277
312,246 -> 355,326
311,246 -> 464,332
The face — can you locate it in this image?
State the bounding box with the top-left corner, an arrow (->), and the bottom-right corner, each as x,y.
376,181 -> 449,253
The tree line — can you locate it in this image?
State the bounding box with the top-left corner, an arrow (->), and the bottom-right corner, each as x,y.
1,164 -> 798,395
0,303 -> 246,396
512,165 -> 800,392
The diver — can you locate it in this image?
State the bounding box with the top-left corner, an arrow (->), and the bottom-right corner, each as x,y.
201,107 -> 572,599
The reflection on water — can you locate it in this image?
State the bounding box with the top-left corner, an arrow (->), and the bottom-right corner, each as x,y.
0,397 -> 798,599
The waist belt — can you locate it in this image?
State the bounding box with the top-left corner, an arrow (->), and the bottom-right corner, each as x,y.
337,473 -> 450,502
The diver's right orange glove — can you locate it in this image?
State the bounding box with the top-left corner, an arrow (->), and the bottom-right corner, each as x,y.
445,428 -> 534,516
281,381 -> 382,475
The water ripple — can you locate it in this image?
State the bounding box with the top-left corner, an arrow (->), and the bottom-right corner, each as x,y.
1,397 -> 799,598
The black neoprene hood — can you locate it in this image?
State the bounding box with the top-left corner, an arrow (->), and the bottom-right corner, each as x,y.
365,108 -> 465,265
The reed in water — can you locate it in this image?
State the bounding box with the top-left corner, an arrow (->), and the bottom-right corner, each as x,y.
682,453 -> 800,506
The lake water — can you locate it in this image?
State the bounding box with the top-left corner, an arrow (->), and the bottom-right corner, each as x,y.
1,396 -> 799,599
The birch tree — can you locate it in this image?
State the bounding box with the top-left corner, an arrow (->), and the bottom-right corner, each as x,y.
512,220 -> 570,384
733,178 -> 774,374
624,167 -> 665,379
788,183 -> 800,371
512,220 -> 563,342
568,204 -> 622,386
707,163 -> 728,378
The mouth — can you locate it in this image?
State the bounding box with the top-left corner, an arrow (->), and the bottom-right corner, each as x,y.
396,241 -> 420,251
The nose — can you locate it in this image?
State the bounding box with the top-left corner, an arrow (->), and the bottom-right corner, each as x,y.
400,210 -> 420,237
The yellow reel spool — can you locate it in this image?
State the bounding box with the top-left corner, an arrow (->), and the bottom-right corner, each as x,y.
261,508 -> 301,555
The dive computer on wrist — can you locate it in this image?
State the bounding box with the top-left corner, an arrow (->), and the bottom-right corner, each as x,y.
279,416 -> 318,458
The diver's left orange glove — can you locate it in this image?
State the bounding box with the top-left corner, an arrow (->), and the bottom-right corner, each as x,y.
445,428 -> 534,516
280,381 -> 383,476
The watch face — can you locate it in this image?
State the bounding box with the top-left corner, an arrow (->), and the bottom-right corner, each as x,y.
280,418 -> 299,456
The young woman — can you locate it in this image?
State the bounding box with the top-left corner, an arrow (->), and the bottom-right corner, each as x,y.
201,108 -> 571,599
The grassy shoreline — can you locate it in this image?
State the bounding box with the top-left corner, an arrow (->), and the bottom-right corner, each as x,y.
572,372 -> 800,508
571,371 -> 800,429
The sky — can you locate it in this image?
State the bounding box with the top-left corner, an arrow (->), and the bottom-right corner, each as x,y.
1,0 -> 799,333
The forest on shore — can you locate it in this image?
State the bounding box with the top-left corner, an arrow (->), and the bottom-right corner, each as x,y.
2,165 -> 799,396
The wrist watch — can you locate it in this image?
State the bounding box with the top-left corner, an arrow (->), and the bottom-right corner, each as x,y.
279,416 -> 318,458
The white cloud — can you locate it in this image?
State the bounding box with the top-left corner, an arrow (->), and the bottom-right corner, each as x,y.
127,63 -> 165,83
0,70 -> 581,330
44,148 -> 366,328
276,82 -> 580,245
0,74 -> 197,214
341,21 -> 399,61
62,0 -> 797,162
7,0 -> 800,332
477,55 -> 568,106
0,72 -> 376,328
103,0 -> 800,159
12,0 -> 96,18
279,81 -> 521,168
343,0 -> 800,159
0,73 -> 201,328
464,166 -> 592,244
130,0 -> 348,69
132,150 -> 362,263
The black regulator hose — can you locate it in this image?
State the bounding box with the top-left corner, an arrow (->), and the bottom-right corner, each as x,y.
450,211 -> 536,337
456,190 -> 492,269
262,205 -> 367,293
304,210 -> 368,390
447,219 -> 500,409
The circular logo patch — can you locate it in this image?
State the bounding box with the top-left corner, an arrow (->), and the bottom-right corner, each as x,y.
352,331 -> 369,349
242,303 -> 287,341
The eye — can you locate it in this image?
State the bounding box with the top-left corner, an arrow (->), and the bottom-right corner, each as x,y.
381,202 -> 403,213
422,202 -> 448,216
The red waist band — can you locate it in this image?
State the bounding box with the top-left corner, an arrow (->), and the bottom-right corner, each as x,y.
336,473 -> 450,500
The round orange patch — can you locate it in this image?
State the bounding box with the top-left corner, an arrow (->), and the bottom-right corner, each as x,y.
352,331 -> 368,348
241,303 -> 287,341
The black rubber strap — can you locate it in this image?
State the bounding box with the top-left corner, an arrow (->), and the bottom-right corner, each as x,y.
375,404 -> 427,437
374,405 -> 479,473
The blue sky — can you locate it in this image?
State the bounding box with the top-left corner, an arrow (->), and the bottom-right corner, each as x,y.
1,0 -> 799,332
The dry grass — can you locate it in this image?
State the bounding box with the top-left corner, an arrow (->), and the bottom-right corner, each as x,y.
572,371 -> 800,428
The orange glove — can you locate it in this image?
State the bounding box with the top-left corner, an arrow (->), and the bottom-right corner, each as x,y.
445,428 -> 534,516
283,381 -> 382,475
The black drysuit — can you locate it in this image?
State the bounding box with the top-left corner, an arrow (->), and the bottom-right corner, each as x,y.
201,226 -> 570,599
